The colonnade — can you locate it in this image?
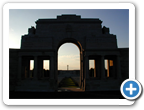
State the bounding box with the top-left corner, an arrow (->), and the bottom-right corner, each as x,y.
85,55 -> 121,80
18,55 -> 55,80
17,52 -> 122,91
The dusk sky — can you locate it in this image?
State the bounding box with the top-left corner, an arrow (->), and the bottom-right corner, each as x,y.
9,9 -> 129,70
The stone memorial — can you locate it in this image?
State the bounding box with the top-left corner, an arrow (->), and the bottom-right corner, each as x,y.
9,15 -> 129,92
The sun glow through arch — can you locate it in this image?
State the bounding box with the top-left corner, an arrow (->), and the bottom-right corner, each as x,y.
58,43 -> 80,70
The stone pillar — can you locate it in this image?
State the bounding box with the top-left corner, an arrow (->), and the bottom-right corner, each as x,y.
80,51 -> 85,90
34,56 -> 38,79
85,56 -> 89,79
38,58 -> 43,79
112,59 -> 116,78
55,54 -> 58,80
80,52 -> 82,88
116,55 -> 121,79
41,60 -> 44,78
95,58 -> 100,79
18,56 -> 22,80
41,59 -> 44,78
81,52 -> 85,90
27,59 -> 30,78
53,53 -> 57,91
94,59 -> 96,77
107,60 -> 110,77
101,55 -> 105,79
50,56 -> 54,79
56,53 -> 58,78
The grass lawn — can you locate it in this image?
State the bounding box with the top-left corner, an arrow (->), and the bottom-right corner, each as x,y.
58,77 -> 79,88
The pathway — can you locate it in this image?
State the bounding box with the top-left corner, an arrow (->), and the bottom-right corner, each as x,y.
58,77 -> 84,92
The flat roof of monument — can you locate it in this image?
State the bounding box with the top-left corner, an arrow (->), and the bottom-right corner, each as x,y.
9,48 -> 129,52
36,14 -> 102,24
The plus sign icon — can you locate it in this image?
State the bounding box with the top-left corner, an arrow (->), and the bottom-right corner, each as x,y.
121,79 -> 142,100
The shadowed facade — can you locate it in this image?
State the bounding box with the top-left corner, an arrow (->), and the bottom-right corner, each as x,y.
9,15 -> 129,92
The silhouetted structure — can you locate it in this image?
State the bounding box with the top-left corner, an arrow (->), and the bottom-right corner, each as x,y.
9,15 -> 129,92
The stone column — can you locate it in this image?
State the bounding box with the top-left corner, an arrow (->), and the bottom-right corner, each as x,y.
116,55 -> 121,79
50,56 -> 54,79
79,52 -> 82,88
94,59 -> 96,77
53,53 -> 57,91
107,60 -> 110,77
95,58 -> 100,79
82,52 -> 85,90
41,59 -> 44,78
18,56 -> 22,80
27,59 -> 30,78
34,56 -> 38,79
101,55 -> 105,79
85,56 -> 89,79
38,58 -> 43,79
55,54 -> 58,80
81,52 -> 85,89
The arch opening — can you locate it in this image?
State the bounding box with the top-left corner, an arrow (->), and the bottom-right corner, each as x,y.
57,38 -> 82,52
57,39 -> 84,91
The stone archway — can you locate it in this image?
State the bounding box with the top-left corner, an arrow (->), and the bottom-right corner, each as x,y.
56,38 -> 85,90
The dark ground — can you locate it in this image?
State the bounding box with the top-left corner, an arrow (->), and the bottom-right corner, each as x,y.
10,77 -> 124,99
9,91 -> 124,99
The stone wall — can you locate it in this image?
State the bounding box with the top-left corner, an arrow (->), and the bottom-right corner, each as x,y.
85,79 -> 123,91
9,48 -> 129,92
21,15 -> 117,50
86,36 -> 117,49
85,48 -> 129,91
119,48 -> 129,79
9,49 -> 19,91
21,37 -> 53,49
9,49 -> 57,92
15,79 -> 55,92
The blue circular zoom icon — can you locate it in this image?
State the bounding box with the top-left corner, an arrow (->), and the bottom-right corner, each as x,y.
120,79 -> 142,100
